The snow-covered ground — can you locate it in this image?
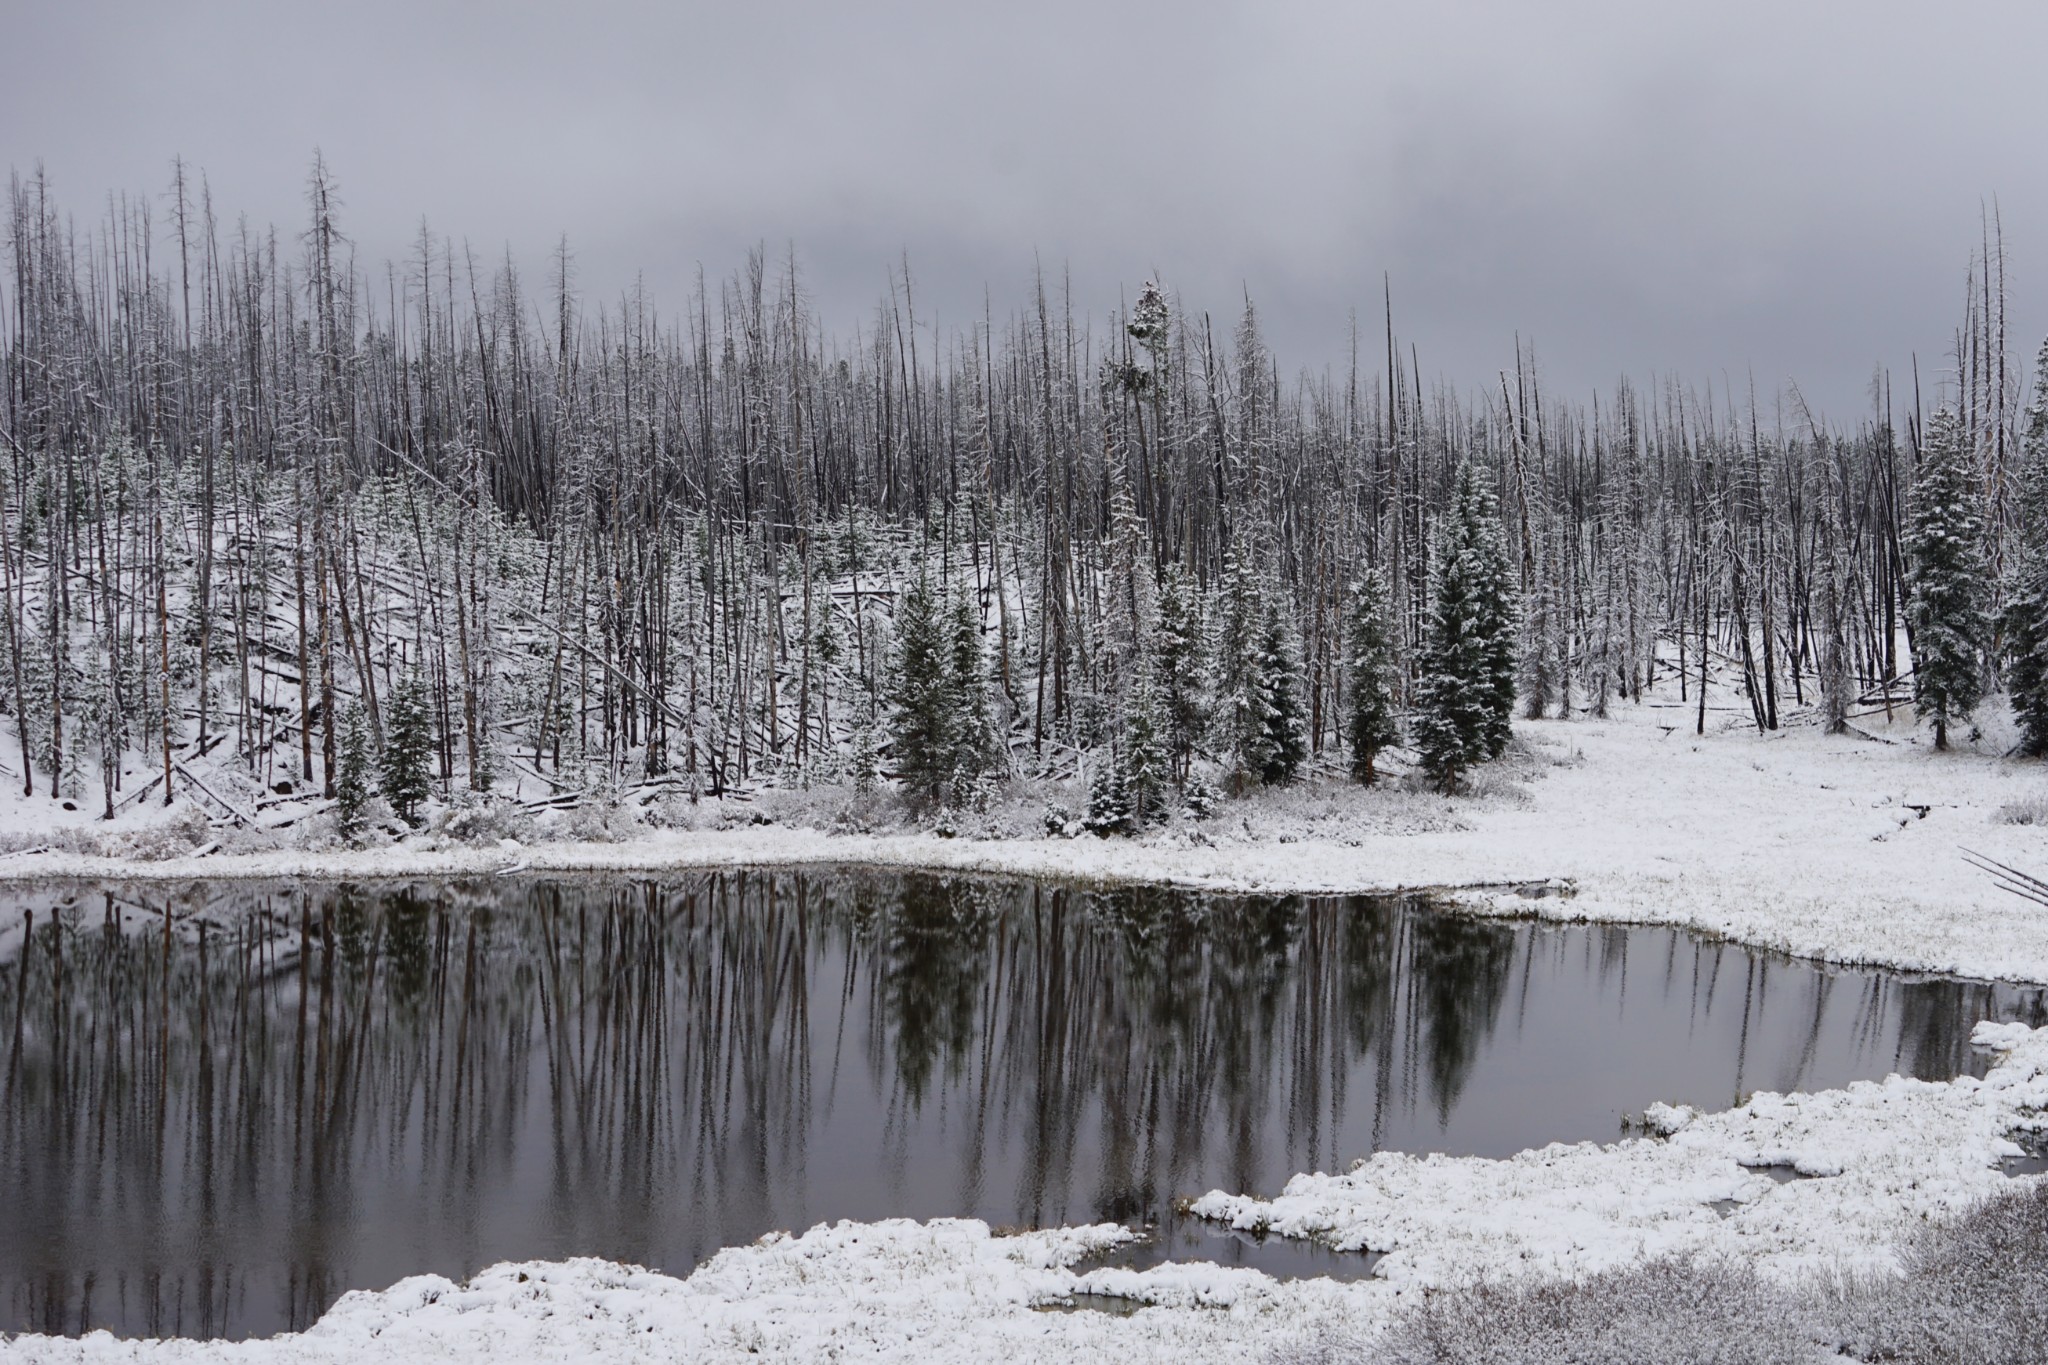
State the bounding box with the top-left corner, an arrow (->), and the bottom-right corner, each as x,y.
9,1021 -> 2045,1363
5,692 -> 2048,1360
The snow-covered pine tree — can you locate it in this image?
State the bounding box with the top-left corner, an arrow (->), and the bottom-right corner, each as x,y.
1128,280 -> 1170,366
1344,568 -> 1401,784
1471,475 -> 1521,757
888,567 -> 954,804
1083,747 -> 1133,836
381,671 -> 435,826
1154,563 -> 1206,783
335,701 -> 373,844
1088,616 -> 1173,837
2003,341 -> 2048,757
848,698 -> 882,795
1413,465 -> 1513,792
1905,407 -> 1991,750
1252,599 -> 1308,785
945,584 -> 1003,803
1212,543 -> 1269,793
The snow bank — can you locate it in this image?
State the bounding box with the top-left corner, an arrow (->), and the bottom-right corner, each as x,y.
1192,1019 -> 2048,1289
0,1220 -> 1382,1364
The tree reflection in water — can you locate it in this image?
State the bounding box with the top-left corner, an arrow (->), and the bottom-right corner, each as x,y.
0,871 -> 2038,1339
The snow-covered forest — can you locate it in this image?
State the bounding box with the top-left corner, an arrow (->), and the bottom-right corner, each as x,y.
4,160 -> 2046,841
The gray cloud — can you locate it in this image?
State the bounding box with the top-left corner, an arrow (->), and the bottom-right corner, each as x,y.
7,0 -> 2044,420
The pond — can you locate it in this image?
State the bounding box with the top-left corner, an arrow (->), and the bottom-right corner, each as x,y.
1,869 -> 2040,1339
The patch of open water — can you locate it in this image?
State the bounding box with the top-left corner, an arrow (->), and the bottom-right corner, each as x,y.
0,869 -> 2039,1338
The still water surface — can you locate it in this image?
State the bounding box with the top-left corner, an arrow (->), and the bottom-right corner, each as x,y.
0,870 -> 2039,1338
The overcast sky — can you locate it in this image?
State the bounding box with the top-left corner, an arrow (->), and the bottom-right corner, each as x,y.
7,1 -> 2046,422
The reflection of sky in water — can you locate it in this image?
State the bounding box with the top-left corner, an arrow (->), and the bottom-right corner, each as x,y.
1,871 -> 2040,1339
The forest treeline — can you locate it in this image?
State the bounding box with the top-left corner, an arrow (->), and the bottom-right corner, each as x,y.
3,160 -> 2045,835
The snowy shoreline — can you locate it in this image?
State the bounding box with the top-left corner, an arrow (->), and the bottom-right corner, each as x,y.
3,698 -> 2046,985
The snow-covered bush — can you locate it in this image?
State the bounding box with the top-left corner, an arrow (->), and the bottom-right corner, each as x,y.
543,797 -> 645,844
1367,1255 -> 1814,1365
1310,1184 -> 2048,1365
829,787 -> 903,834
0,827 -> 99,857
641,791 -> 717,831
1994,796 -> 2048,826
434,796 -> 533,846
1256,1326 -> 1375,1365
1825,1179 -> 2048,1365
1462,765 -> 1536,808
114,806 -> 214,861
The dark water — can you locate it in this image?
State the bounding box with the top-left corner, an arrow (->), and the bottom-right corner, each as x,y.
0,870 -> 2041,1340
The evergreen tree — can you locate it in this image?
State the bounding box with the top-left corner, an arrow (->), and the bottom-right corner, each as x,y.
944,585 -> 1002,802
381,671 -> 435,825
1345,568 -> 1401,784
335,701 -> 373,843
1212,543 -> 1269,792
1414,465 -> 1516,791
1154,563 -> 1206,782
1474,482 -> 1521,757
888,567 -> 954,804
848,697 -> 882,795
1905,407 -> 1990,750
1251,599 -> 1308,784
1089,609 -> 1173,837
2004,343 -> 2048,757
1083,749 -> 1132,836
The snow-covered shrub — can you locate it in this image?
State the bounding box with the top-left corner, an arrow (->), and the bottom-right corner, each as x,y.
1371,1255 -> 1815,1365
829,787 -> 902,834
1994,796 -> 2048,826
214,824 -> 290,856
0,828 -> 89,856
545,797 -> 645,844
1463,765 -> 1535,808
116,806 -> 215,861
641,791 -> 717,831
1257,1326 -> 1374,1364
434,796 -> 533,846
754,784 -> 872,831
1825,1180 -> 2048,1365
